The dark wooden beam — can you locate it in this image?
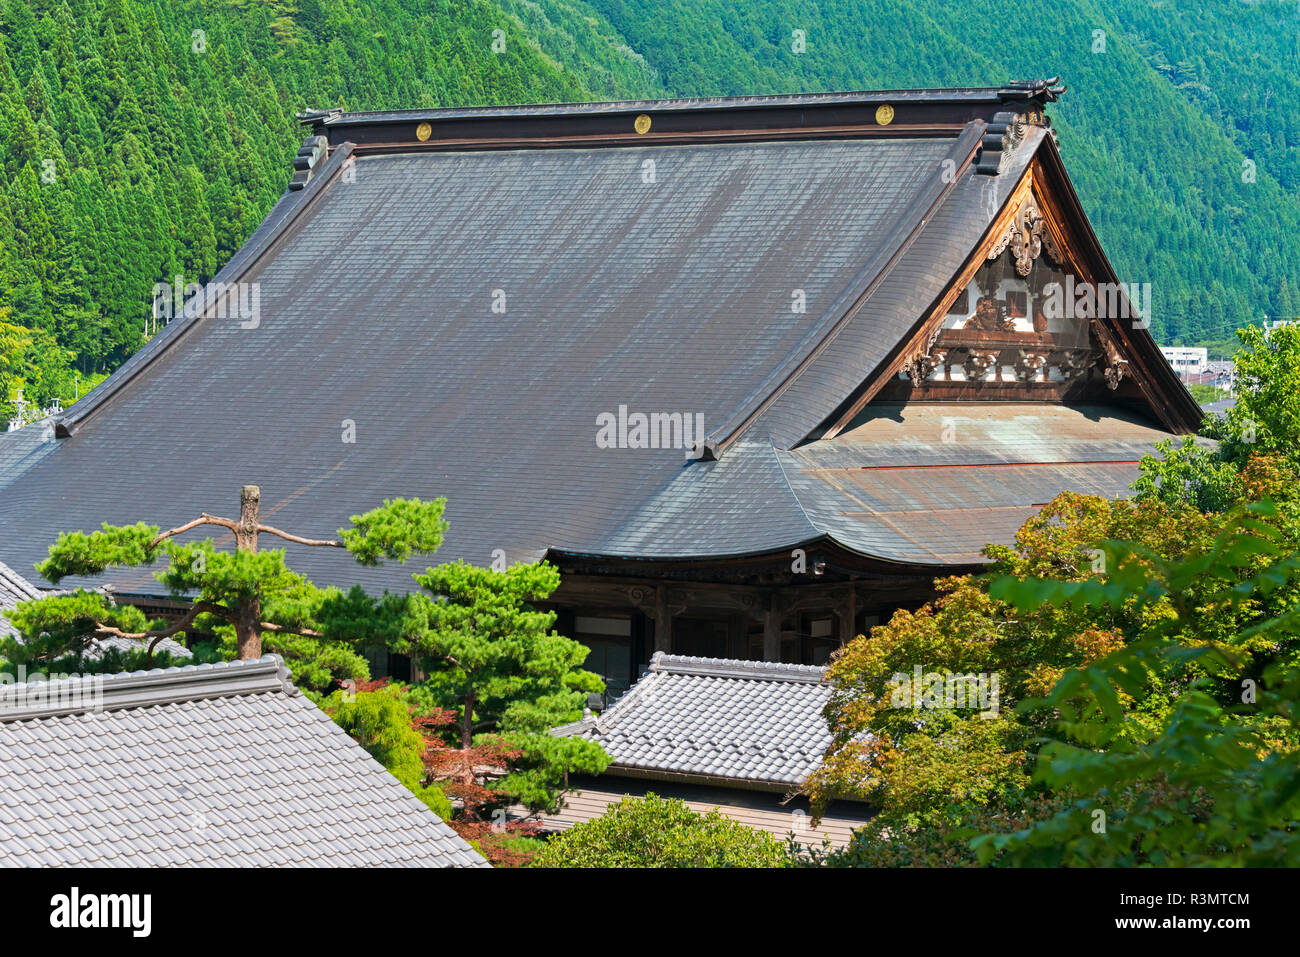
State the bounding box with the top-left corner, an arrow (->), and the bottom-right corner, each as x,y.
840,587 -> 857,646
763,592 -> 782,662
654,584 -> 672,654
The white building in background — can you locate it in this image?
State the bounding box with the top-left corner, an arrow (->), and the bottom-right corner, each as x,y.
1161,346 -> 1208,377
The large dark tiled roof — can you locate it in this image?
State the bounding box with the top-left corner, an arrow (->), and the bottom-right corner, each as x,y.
0,85 -> 1192,592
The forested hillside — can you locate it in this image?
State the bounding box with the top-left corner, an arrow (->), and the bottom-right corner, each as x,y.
0,0 -> 661,419
2,0 -> 1297,419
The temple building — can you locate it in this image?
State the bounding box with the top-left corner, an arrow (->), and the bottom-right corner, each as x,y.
0,82 -> 1200,701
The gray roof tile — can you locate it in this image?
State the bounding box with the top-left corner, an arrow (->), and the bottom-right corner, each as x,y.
0,655 -> 486,867
0,560 -> 191,658
0,94 -> 1191,589
781,403 -> 1207,565
555,652 -> 831,788
0,132 -> 995,592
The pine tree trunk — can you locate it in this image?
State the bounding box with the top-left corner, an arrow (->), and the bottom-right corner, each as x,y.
461,689 -> 475,749
234,484 -> 262,659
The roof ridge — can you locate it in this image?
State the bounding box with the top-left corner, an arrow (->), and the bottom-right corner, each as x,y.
649,652 -> 826,684
303,82 -> 1065,126
0,560 -> 43,605
591,668 -> 666,734
703,121 -> 987,455
0,655 -> 296,722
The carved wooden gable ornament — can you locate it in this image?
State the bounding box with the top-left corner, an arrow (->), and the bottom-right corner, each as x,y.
883,186 -> 1144,406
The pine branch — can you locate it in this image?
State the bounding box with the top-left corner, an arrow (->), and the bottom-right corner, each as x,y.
255,523 -> 344,549
94,600 -> 230,667
257,619 -> 325,638
149,514 -> 237,547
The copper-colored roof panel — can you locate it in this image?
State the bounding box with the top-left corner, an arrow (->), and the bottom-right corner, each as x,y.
782,404 -> 1206,565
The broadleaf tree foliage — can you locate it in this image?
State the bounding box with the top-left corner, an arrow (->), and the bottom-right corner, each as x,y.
808,325 -> 1300,866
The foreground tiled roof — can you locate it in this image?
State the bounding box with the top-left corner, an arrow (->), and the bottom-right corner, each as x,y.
554,652 -> 832,789
0,560 -> 190,659
0,656 -> 487,867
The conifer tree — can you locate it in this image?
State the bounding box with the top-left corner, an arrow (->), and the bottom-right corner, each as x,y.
3,485 -> 448,695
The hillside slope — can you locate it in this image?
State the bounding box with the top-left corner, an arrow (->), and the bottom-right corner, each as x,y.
0,0 -> 659,418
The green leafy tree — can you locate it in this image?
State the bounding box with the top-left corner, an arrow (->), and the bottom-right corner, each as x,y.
1209,323 -> 1300,471
1131,435 -> 1241,512
323,680 -> 453,819
530,794 -> 789,868
806,328 -> 1300,852
976,501 -> 1300,865
807,491 -> 1219,829
806,792 -> 1074,868
1134,323 -> 1300,512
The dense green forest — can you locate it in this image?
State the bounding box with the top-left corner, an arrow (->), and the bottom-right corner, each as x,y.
1,0 -> 1296,419
0,0 -> 662,420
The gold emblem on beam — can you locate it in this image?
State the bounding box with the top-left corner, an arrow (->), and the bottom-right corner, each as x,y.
634,113 -> 652,134
415,122 -> 432,142
875,104 -> 895,126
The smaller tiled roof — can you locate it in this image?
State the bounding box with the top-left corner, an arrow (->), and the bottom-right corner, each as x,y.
0,559 -> 50,641
554,652 -> 832,789
0,559 -> 42,610
0,656 -> 487,867
79,632 -> 193,661
0,560 -> 190,659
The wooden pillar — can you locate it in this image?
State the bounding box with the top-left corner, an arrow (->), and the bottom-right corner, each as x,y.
235,485 -> 262,660
654,584 -> 673,654
727,614 -> 746,660
763,591 -> 781,662
839,586 -> 856,647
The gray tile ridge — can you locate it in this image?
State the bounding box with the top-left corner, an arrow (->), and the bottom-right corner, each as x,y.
0,655 -> 297,722
550,715 -> 598,737
770,440 -> 823,538
703,120 -> 987,455
589,668 -> 668,735
314,87 -> 1026,125
0,560 -> 43,605
649,652 -> 827,684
